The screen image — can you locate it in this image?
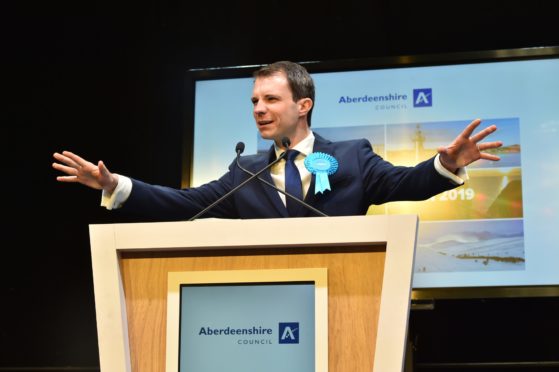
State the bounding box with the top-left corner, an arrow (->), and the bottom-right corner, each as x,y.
179,283 -> 315,372
188,50 -> 559,289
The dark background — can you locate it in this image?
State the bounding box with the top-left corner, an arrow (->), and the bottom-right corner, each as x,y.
3,1 -> 558,370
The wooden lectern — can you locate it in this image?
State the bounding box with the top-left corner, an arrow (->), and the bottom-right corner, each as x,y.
89,215 -> 418,372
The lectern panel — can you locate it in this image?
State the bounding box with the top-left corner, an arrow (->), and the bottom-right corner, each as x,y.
119,246 -> 385,372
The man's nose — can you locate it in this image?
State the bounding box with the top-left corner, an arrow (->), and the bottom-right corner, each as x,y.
253,100 -> 266,114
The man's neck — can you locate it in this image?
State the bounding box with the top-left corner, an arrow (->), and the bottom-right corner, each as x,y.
275,127 -> 312,149
274,131 -> 314,158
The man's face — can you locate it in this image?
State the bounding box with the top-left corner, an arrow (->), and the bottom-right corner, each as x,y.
251,72 -> 306,144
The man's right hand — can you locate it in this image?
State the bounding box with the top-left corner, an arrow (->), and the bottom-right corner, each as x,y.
52,151 -> 119,194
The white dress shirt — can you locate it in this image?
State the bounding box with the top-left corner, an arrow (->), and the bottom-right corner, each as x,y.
270,132 -> 315,206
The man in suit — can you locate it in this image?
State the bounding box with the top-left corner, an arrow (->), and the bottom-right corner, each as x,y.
52,61 -> 502,220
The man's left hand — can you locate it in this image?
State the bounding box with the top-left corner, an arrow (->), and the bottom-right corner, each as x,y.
437,118 -> 503,173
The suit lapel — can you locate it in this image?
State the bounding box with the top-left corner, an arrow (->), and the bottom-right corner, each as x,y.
303,133 -> 345,213
253,134 -> 343,218
255,147 -> 289,217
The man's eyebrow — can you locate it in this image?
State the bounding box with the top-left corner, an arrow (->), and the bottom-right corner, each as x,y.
252,94 -> 279,101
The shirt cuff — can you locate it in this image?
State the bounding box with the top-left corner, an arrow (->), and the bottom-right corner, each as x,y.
434,154 -> 468,185
100,174 -> 132,210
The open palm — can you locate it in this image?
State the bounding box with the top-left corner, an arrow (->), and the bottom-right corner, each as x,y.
437,119 -> 503,173
52,151 -> 118,192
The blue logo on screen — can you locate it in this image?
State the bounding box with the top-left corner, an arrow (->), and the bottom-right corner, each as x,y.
413,88 -> 432,107
279,322 -> 299,344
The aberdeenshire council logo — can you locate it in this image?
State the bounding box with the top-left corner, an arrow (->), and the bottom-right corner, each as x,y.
413,88 -> 433,107
279,322 -> 299,344
337,88 -> 433,111
196,323 -> 301,346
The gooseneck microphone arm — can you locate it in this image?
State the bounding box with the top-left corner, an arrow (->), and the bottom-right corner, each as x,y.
236,138 -> 328,217
235,155 -> 328,218
187,141 -> 288,221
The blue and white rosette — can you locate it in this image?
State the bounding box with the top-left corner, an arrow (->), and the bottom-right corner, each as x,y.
305,152 -> 339,194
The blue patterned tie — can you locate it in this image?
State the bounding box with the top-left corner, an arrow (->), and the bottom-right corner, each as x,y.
284,150 -> 303,216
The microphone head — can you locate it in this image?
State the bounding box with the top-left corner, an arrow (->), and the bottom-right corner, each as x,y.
281,137 -> 291,149
235,142 -> 245,154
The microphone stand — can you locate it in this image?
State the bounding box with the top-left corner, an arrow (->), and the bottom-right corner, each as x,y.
235,157 -> 328,217
188,147 -> 288,221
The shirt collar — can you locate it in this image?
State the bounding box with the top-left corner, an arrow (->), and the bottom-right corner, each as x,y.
273,131 -> 315,159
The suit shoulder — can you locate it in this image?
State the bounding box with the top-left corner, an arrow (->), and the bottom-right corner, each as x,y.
329,138 -> 372,150
237,152 -> 269,167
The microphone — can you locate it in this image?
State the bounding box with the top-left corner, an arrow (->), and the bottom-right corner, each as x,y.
188,141 -> 288,221
235,137 -> 328,217
235,141 -> 245,155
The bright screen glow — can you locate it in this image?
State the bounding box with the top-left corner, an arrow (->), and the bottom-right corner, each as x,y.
190,56 -> 559,289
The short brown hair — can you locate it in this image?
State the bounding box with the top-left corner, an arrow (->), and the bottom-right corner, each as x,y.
254,61 -> 315,127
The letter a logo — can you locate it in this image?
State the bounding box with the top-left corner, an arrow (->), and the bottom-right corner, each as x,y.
279,322 -> 299,344
413,88 -> 433,107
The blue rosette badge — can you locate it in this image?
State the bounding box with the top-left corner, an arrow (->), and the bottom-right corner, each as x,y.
305,152 -> 339,194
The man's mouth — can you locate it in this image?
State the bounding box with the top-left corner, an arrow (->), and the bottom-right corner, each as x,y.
258,120 -> 273,126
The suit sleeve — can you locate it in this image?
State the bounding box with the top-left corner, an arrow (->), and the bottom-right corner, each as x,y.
358,139 -> 458,205
121,162 -> 240,221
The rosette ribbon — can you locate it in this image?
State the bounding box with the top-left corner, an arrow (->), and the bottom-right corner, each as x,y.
304,152 -> 339,194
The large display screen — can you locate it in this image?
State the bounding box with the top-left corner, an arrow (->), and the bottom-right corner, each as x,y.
187,49 -> 559,289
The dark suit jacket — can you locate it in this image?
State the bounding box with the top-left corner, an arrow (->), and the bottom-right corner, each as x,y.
124,133 -> 458,220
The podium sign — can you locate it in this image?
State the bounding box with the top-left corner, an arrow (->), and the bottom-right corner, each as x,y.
166,269 -> 328,372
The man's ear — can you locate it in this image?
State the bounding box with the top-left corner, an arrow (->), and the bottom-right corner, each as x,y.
298,98 -> 313,117
297,98 -> 313,116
